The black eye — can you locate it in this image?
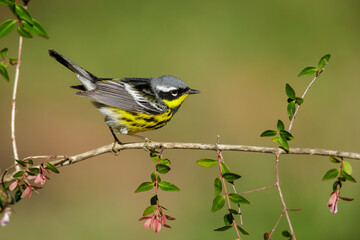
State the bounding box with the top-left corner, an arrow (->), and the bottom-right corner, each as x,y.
171,89 -> 178,96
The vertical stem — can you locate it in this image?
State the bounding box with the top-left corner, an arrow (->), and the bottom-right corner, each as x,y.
275,153 -> 296,240
11,35 -> 24,169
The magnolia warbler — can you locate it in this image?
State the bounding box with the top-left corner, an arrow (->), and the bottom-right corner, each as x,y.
48,50 -> 200,144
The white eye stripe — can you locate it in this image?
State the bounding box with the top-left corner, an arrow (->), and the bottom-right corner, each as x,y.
156,86 -> 177,92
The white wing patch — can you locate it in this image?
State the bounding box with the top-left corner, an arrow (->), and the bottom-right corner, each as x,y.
124,83 -> 164,112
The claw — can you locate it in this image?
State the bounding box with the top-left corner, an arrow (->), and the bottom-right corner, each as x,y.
111,141 -> 121,155
143,138 -> 153,151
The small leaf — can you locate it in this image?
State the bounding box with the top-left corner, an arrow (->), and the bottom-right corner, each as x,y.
156,164 -> 170,174
229,209 -> 238,215
158,181 -> 180,191
214,177 -> 222,196
277,120 -> 285,131
9,57 -> 17,65
0,0 -> 14,6
214,225 -> 232,231
260,130 -> 277,137
339,196 -> 354,202
285,84 -> 295,99
220,162 -> 231,173
295,97 -> 304,105
160,158 -> 171,165
197,158 -> 217,168
223,213 -> 233,225
322,169 -> 339,181
0,47 -> 8,59
32,19 -> 49,39
318,54 -> 331,69
0,62 -> 9,81
329,156 -> 340,163
278,136 -> 289,151
342,171 -> 356,183
280,130 -> 294,141
228,193 -> 250,204
150,195 -> 158,205
14,5 -> 33,24
0,19 -> 17,39
46,162 -> 59,173
264,232 -> 271,240
15,189 -> 22,202
282,230 -> 292,238
211,195 -> 225,212
222,173 -> 241,182
298,66 -> 318,77
13,171 -> 25,178
135,182 -> 154,193
237,225 -> 250,235
16,160 -> 26,167
28,167 -> 39,174
143,205 -> 156,216
17,25 -> 32,38
287,101 -> 296,120
342,161 -> 352,175
151,172 -> 161,183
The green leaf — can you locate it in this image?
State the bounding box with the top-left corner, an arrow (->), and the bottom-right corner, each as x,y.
143,205 -> 156,216
15,189 -> 22,202
9,57 -> 17,65
280,130 -> 294,141
46,162 -> 59,173
237,225 -> 250,235
329,156 -> 340,163
322,169 -> 339,181
0,48 -> 8,59
0,0 -> 14,5
16,160 -> 26,167
295,97 -> 304,105
222,173 -> 241,182
342,161 -> 352,175
28,167 -> 39,174
197,158 -> 217,167
14,5 -> 33,24
223,213 -> 233,225
228,193 -> 250,204
150,195 -> 158,205
32,19 -> 49,39
151,172 -> 161,183
285,83 -> 295,99
17,25 -> 32,38
221,162 -> 231,173
282,230 -> 292,238
211,195 -> 225,212
318,54 -> 331,69
0,19 -> 17,39
135,182 -> 154,193
277,120 -> 285,131
278,136 -> 289,151
298,66 -> 318,77
160,158 -> 170,165
156,164 -> 170,174
229,209 -> 238,215
214,177 -> 222,196
214,225 -> 232,231
150,150 -> 159,163
0,63 -> 10,81
287,101 -> 296,120
13,171 -> 25,178
342,171 -> 356,183
260,130 -> 277,137
158,181 -> 180,191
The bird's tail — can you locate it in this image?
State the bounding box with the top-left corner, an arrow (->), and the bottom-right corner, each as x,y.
48,49 -> 98,90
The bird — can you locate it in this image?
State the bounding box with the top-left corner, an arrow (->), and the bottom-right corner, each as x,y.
48,49 -> 200,146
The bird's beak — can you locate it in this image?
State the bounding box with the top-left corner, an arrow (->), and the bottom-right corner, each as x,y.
188,89 -> 201,94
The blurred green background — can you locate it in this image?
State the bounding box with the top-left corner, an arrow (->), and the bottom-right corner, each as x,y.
1,0 -> 360,239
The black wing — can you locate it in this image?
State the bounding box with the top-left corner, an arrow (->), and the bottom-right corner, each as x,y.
76,79 -> 167,115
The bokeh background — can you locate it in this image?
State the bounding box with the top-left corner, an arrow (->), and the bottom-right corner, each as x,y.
1,0 -> 360,239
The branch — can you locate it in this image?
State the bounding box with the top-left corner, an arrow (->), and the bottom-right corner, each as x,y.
2,141 -> 360,183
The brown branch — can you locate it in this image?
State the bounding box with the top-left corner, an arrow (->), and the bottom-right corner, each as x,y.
2,141 -> 360,183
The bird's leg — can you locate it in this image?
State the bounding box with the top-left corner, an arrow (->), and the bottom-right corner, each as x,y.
127,133 -> 152,150
109,126 -> 122,155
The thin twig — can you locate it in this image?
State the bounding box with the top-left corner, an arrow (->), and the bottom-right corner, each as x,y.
11,35 -> 24,171
2,141 -> 360,183
275,153 -> 296,240
241,183 -> 276,194
268,211 -> 285,239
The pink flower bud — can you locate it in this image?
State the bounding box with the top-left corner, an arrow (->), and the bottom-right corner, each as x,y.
328,191 -> 339,214
8,180 -> 18,191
